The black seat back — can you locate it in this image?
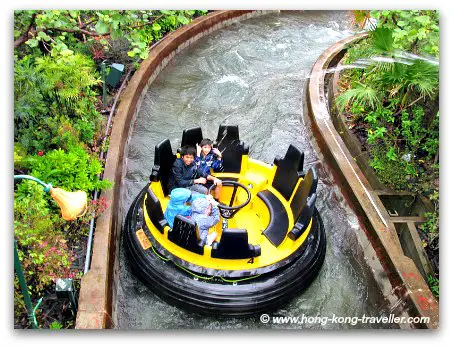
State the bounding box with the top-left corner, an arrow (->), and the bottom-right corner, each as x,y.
145,188 -> 169,233
150,139 -> 176,196
215,125 -> 248,173
272,144 -> 305,201
288,193 -> 317,241
290,167 -> 318,220
211,228 -> 261,259
168,215 -> 204,255
180,126 -> 203,149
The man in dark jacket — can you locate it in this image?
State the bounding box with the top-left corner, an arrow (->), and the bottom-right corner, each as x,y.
167,145 -> 209,194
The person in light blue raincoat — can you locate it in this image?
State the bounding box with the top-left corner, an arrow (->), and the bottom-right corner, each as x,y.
191,196 -> 220,244
164,188 -> 205,228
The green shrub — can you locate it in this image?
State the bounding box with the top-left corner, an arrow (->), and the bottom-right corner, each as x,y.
14,181 -> 75,296
336,12 -> 439,255
23,146 -> 112,193
427,274 -> 439,298
49,321 -> 63,330
14,54 -> 102,153
371,10 -> 439,57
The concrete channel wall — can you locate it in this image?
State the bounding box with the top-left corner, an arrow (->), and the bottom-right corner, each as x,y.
306,34 -> 439,328
75,10 -> 276,329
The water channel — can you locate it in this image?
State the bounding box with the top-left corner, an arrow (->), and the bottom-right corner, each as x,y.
114,11 -> 399,329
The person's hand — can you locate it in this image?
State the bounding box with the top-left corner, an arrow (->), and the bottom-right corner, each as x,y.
212,147 -> 222,157
196,143 -> 201,157
206,195 -> 219,207
213,178 -> 222,186
195,177 -> 207,184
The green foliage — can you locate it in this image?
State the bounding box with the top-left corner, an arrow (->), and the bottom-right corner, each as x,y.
14,142 -> 28,168
49,321 -> 63,330
352,10 -> 371,28
14,9 -> 208,329
14,56 -> 49,138
420,190 -> 439,245
15,10 -> 208,61
369,145 -> 418,190
336,16 -> 439,194
14,182 -> 54,248
370,10 -> 439,57
14,54 -> 102,153
336,11 -> 440,273
14,181 -> 75,296
335,82 -> 381,113
371,28 -> 394,53
427,274 -> 439,298
23,146 -> 112,192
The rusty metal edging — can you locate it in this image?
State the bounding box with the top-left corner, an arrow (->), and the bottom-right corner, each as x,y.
306,33 -> 439,328
74,10 -> 275,329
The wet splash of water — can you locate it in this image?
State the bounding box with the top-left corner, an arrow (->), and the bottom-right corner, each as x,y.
323,51 -> 439,74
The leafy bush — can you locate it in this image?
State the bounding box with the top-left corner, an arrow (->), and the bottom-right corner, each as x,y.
14,54 -> 103,153
49,321 -> 63,330
14,182 -> 77,297
336,11 -> 439,264
427,274 -> 439,298
370,10 -> 439,57
13,9 -> 208,329
23,146 -> 112,193
336,26 -> 439,195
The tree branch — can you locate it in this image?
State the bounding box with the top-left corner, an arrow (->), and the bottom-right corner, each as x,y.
50,26 -> 107,37
393,95 -> 424,117
13,13 -> 37,48
79,17 -> 96,29
78,16 -> 87,43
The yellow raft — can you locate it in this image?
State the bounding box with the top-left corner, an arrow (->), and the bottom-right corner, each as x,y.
124,125 -> 326,316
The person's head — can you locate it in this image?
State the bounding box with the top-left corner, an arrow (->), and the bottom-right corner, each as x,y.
180,145 -> 196,166
169,188 -> 192,204
199,138 -> 213,157
192,198 -> 212,216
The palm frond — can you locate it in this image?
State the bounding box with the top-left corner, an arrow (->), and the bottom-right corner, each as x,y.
405,60 -> 439,98
335,84 -> 381,113
371,27 -> 395,53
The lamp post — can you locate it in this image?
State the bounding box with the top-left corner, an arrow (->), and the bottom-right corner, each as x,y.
14,175 -> 87,328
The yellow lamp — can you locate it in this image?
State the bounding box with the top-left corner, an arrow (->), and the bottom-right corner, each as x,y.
50,187 -> 87,221
14,175 -> 88,221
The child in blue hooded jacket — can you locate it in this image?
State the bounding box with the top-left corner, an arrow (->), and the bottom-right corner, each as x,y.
164,188 -> 205,228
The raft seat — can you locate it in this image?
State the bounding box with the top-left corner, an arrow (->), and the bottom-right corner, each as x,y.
272,144 -> 304,201
288,193 -> 317,241
145,188 -> 169,234
211,228 -> 261,259
177,126 -> 204,153
288,167 -> 318,241
290,167 -> 318,221
150,138 -> 176,197
168,215 -> 204,255
257,190 -> 289,247
215,125 -> 249,173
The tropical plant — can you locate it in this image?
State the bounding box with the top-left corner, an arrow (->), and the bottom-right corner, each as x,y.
14,10 -> 208,60
22,146 -> 111,193
13,9 -> 209,329
336,11 -> 439,281
370,10 -> 439,57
